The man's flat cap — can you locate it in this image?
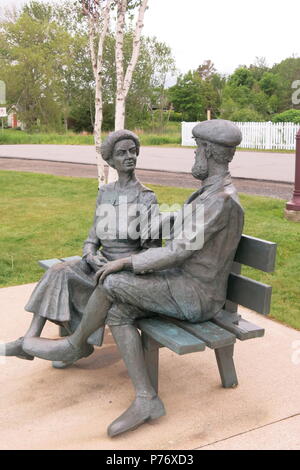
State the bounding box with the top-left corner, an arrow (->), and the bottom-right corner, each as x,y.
192,119 -> 242,147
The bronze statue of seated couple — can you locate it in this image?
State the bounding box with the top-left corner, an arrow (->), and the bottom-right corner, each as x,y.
2,120 -> 244,437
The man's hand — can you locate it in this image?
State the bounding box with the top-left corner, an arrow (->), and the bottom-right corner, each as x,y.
95,257 -> 132,284
86,254 -> 107,273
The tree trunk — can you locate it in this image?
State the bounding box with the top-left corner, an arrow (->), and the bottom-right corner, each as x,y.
64,109 -> 68,132
84,0 -> 112,187
107,91 -> 123,181
94,80 -> 106,186
115,94 -> 126,131
115,94 -> 126,130
107,0 -> 148,184
107,92 -> 125,183
107,0 -> 127,184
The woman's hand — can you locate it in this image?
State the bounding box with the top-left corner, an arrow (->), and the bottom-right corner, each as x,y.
95,257 -> 132,284
86,254 -> 107,273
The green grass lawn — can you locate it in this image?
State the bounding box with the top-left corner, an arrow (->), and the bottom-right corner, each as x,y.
0,130 -> 95,145
0,126 -> 181,146
0,127 -> 295,151
0,170 -> 299,330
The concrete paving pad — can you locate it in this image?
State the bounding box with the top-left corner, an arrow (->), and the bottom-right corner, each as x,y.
200,415 -> 300,450
0,283 -> 299,450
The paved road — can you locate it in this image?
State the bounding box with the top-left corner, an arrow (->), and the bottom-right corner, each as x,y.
0,157 -> 293,200
0,144 -> 295,183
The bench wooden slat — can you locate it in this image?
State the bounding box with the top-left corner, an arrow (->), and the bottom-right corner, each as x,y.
225,262 -> 241,314
227,273 -> 272,315
138,318 -> 206,355
234,235 -> 277,272
38,258 -> 62,270
167,319 -> 236,349
39,256 -> 82,272
212,310 -> 265,341
60,256 -> 82,263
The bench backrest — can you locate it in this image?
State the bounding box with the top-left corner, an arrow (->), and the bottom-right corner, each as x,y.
227,235 -> 277,315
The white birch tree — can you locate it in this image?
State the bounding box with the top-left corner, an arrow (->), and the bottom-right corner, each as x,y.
81,0 -> 112,186
82,0 -> 149,185
114,0 -> 148,130
107,0 -> 148,182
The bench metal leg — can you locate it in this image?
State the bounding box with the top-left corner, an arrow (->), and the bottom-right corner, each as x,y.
142,333 -> 160,394
215,344 -> 238,388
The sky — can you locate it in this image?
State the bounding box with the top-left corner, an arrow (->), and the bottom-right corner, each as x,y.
1,0 -> 300,76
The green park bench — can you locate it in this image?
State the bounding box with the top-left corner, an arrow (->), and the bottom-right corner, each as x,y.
38,234 -> 276,392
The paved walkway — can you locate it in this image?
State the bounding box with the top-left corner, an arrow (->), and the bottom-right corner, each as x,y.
0,145 -> 295,183
0,283 -> 299,450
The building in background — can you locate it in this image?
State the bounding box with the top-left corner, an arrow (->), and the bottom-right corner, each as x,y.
7,105 -> 24,129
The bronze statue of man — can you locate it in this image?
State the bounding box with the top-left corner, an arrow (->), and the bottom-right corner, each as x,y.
23,119 -> 244,437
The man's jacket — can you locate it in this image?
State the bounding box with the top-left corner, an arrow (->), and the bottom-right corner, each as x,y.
131,172 -> 244,322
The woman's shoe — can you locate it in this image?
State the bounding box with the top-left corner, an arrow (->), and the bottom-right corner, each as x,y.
1,337 -> 34,360
22,337 -> 94,362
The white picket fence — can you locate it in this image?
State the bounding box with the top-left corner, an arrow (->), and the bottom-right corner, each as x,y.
181,121 -> 299,150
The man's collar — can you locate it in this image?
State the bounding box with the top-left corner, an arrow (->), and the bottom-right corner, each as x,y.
185,172 -> 232,205
202,171 -> 231,190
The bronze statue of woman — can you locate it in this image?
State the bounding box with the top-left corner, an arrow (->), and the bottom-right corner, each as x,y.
2,130 -> 160,367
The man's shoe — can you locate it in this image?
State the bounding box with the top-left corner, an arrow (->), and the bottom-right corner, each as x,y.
22,337 -> 94,363
107,396 -> 166,437
1,337 -> 34,361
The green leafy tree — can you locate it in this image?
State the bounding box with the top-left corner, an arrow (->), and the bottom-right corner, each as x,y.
272,57 -> 300,111
272,109 -> 300,124
0,1 -> 86,131
168,70 -> 219,121
196,59 -> 216,80
228,67 -> 255,88
210,72 -> 226,103
145,39 -> 176,130
168,71 -> 205,121
197,60 -> 224,118
229,108 -> 265,122
259,72 -> 280,97
248,57 -> 269,81
220,65 -> 281,121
